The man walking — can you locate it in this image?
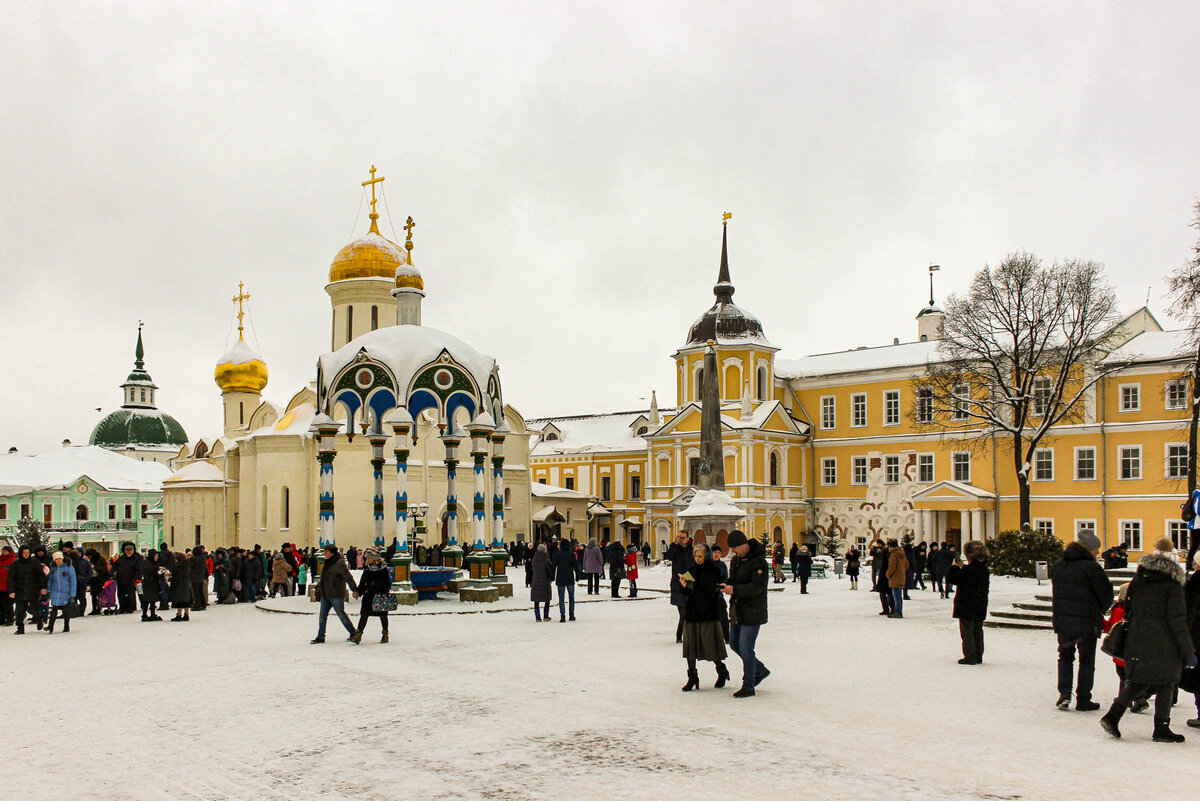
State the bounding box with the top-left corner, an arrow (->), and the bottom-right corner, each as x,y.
668,531 -> 695,643
311,545 -> 358,644
552,539 -> 579,621
112,541 -> 142,614
1051,530 -> 1113,711
722,530 -> 770,698
8,546 -> 46,633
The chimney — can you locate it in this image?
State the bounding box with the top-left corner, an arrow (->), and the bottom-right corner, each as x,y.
62,439 -> 72,448
893,337 -> 900,346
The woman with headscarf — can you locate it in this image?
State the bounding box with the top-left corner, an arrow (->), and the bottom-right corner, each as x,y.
140,550 -> 163,621
530,543 -> 552,622
678,542 -> 729,691
349,548 -> 393,644
168,552 -> 193,622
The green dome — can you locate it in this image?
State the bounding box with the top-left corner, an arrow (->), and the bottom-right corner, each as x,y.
90,409 -> 188,448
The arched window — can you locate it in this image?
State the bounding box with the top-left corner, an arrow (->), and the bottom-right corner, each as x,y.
261,485 -> 268,527
636,426 -> 648,436
757,365 -> 768,400
281,486 -> 290,529
504,487 -> 511,507
370,305 -> 378,331
769,452 -> 780,486
544,432 -> 558,441
140,388 -> 146,402
75,504 -> 88,521
346,306 -> 354,343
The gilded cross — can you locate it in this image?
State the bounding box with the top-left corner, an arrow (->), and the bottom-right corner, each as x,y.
722,212 -> 732,225
362,165 -> 385,217
403,216 -> 415,251
232,281 -> 251,340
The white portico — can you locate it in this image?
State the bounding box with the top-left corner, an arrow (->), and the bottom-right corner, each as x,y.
910,480 -> 998,545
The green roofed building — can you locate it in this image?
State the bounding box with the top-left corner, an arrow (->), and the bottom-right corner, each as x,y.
90,326 -> 188,465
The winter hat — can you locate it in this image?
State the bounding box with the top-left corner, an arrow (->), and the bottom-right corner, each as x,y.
51,551 -> 63,561
727,530 -> 749,548
1117,582 -> 1131,602
1153,537 -> 1174,553
364,548 -> 382,562
1076,530 -> 1102,553
963,541 -> 988,562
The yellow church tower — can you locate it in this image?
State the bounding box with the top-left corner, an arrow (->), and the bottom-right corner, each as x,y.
326,166 -> 405,349
214,282 -> 269,437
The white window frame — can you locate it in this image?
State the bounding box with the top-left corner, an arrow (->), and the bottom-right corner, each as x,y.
1074,519 -> 1096,539
916,387 -> 933,424
1032,376 -> 1052,417
1033,518 -> 1054,537
1032,448 -> 1054,482
1073,446 -> 1096,481
851,456 -> 868,486
1119,383 -> 1141,413
821,457 -> 837,487
1166,379 -> 1188,411
1118,445 -> 1142,480
952,451 -> 971,483
850,393 -> 867,428
820,396 -> 836,430
1119,519 -> 1143,551
884,455 -> 900,484
883,390 -> 900,426
952,383 -> 970,421
917,453 -> 935,484
1167,519 -> 1188,550
1165,442 -> 1189,480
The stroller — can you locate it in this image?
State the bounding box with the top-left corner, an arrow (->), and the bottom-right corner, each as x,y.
99,579 -> 119,615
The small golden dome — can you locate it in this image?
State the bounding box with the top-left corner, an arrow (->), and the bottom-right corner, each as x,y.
214,339 -> 268,394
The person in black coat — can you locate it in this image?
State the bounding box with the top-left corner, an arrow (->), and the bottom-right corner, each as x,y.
140,550 -> 163,621
529,544 -> 552,621
168,553 -> 193,621
795,546 -> 814,594
7,546 -> 47,633
721,531 -> 770,698
552,541 -> 580,622
679,543 -> 729,691
112,542 -> 142,615
1101,541 -> 1197,742
190,545 -> 209,611
1051,532 -> 1113,711
667,532 -> 695,643
240,553 -> 263,603
951,541 -> 990,665
912,543 -> 928,591
1184,558 -> 1200,728
606,541 -> 625,598
788,543 -> 801,583
349,549 -> 393,644
932,543 -> 956,598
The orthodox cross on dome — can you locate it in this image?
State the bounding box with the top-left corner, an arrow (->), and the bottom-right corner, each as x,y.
928,263 -> 940,306
232,281 -> 251,341
715,212 -> 734,301
362,165 -> 385,234
404,216 -> 415,254
722,211 -> 732,225
135,321 -> 145,369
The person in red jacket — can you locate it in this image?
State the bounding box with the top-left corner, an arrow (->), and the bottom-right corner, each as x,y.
0,546 -> 15,626
624,544 -> 639,598
1103,583 -> 1149,714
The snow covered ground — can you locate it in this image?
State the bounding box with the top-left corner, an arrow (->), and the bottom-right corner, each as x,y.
8,566 -> 1196,801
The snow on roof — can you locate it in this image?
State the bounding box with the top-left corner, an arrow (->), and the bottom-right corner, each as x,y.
164,460 -> 225,485
0,445 -> 171,495
245,402 -> 316,438
527,409 -> 658,456
1101,328 -> 1193,366
318,325 -> 496,402
530,482 -> 593,500
775,339 -> 942,379
217,338 -> 265,367
678,489 -> 745,519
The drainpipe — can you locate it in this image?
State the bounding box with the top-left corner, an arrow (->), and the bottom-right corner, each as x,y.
1100,377 -> 1109,548
787,384 -> 817,535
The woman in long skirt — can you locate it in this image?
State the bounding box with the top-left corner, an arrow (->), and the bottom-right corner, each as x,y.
168,552 -> 193,621
679,543 -> 729,691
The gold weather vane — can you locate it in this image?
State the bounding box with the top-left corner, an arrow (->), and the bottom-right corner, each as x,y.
722,212 -> 732,225
232,281 -> 251,341
362,165 -> 385,233
404,216 -> 415,254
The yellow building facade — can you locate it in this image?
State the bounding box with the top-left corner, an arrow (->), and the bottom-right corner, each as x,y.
531,226 -> 1193,558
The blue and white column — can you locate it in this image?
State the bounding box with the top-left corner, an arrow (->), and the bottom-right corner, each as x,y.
313,414 -> 341,569
441,429 -> 463,568
369,433 -> 388,548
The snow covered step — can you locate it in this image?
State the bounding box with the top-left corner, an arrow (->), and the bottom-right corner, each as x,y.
1011,601 -> 1052,612
990,609 -> 1052,622
984,617 -> 1053,630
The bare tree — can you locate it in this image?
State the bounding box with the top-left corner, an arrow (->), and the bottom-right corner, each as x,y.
913,252 -> 1122,529
1165,200 -> 1200,565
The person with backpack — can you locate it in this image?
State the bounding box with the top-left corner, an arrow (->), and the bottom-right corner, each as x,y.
1051,530 -> 1113,711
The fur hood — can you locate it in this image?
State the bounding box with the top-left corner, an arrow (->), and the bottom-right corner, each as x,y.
1138,551 -> 1185,585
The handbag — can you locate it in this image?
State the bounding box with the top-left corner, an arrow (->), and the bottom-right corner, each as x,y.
372,593 -> 398,612
1101,619 -> 1127,658
1180,666 -> 1200,694
232,579 -> 242,591
64,599 -> 81,620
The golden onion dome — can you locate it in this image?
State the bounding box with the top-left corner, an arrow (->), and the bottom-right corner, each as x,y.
329,212 -> 406,283
395,256 -> 424,291
214,338 -> 269,394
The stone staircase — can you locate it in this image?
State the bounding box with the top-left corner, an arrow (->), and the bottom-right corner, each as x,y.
984,567 -> 1131,631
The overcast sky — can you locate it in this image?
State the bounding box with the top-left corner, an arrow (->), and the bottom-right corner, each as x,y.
2,2 -> 1198,454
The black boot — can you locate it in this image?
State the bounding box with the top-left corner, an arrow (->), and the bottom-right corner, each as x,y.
682,669 -> 700,692
715,662 -> 729,689
1153,718 -> 1186,743
1100,704 -> 1124,739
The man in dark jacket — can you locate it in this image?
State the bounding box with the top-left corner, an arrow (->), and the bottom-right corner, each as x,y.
1051,531 -> 1113,711
722,530 -> 770,698
667,532 -> 695,643
952,541 -> 990,665
606,540 -> 625,598
66,544 -> 93,615
191,544 -> 209,610
112,541 -> 142,614
551,542 -> 579,621
8,546 -> 47,633
1100,542 -> 1197,742
795,546 -> 813,594
932,543 -> 956,598
312,546 -> 358,644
